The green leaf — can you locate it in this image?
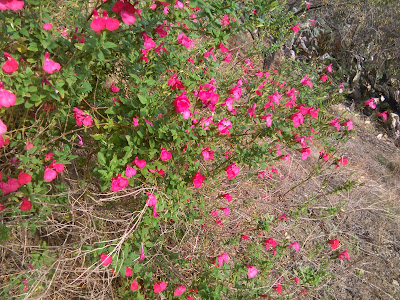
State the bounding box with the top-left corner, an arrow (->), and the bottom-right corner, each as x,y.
97,152 -> 107,165
103,41 -> 117,49
138,94 -> 147,104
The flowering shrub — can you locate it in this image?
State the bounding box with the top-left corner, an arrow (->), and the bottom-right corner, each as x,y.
0,0 -> 355,298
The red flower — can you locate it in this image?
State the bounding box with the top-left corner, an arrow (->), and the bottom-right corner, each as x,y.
20,197 -> 32,211
18,172 -> 32,185
338,250 -> 350,260
154,281 -> 167,293
225,163 -> 240,180
0,82 -> 17,108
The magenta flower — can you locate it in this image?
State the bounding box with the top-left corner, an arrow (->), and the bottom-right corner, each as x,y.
73,107 -> 93,127
111,174 -> 129,192
154,281 -> 167,293
142,32 -> 156,49
201,147 -> 214,161
217,117 -> 232,136
193,172 -> 205,188
220,14 -> 230,26
328,239 -> 340,250
219,43 -> 229,53
177,32 -> 194,49
140,243 -> 145,260
90,9 -> 106,31
291,23 -> 300,33
219,207 -> 230,216
133,157 -> 146,169
273,283 -> 282,294
320,74 -> 328,82
290,112 -> 304,128
43,23 -> 53,30
125,164 -> 137,177
100,253 -> 112,266
365,98 -> 376,109
217,253 -> 230,266
154,21 -> 168,37
247,265 -> 258,278
300,147 -> 311,160
222,193 -> 232,202
160,148 -> 172,161
329,117 -> 341,131
265,238 -> 277,250
168,74 -> 185,90
289,242 -> 300,252
377,111 -> 387,120
44,167 -> 57,181
261,114 -> 272,127
2,52 -> 18,74
338,249 -> 350,260
0,119 -> 7,136
0,0 -> 24,11
112,1 -> 142,25
225,163 -> 240,180
130,279 -> 139,291
43,52 -> 61,74
326,63 -> 333,73
342,118 -> 353,130
174,285 -> 186,297
125,266 -> 133,277
300,74 -> 313,88
0,82 -> 16,108
173,91 -> 191,119
102,11 -> 120,31
0,177 -> 20,194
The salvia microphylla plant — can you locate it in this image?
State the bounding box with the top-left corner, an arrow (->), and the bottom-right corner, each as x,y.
0,0 -> 356,298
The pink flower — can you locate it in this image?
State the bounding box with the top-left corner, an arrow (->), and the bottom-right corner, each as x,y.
300,147 -> 311,160
125,266 -> 133,277
300,74 -> 313,88
309,19 -> 316,25
142,32 -> 156,50
210,209 -> 219,217
133,157 -> 146,169
193,172 -> 205,188
329,117 -> 341,131
265,238 -> 277,250
2,52 -> 18,74
0,177 -> 20,194
217,117 -> 232,136
130,279 -> 139,290
90,9 -> 106,31
293,277 -> 300,284
290,112 -> 304,128
154,281 -> 167,293
43,23 -> 53,30
0,82 -> 17,108
154,22 -> 168,37
247,265 -> 258,278
305,1 -> 312,9
132,117 -> 139,127
220,14 -> 230,26
174,285 -> 186,296
365,98 -> 376,109
247,103 -> 256,117
225,163 -> 240,180
219,207 -> 230,216
261,114 -> 272,127
160,147 -> 172,161
125,165 -> 137,177
328,239 -> 340,250
217,253 -> 230,266
219,43 -> 229,53
326,64 -> 333,73
111,174 -> 129,192
102,11 -> 120,31
25,141 -> 34,150
177,32 -> 195,49
273,283 -> 282,294
289,242 -> 300,252
146,193 -> 157,206
168,74 -> 185,90
377,111 -> 387,120
291,23 -> 300,33
73,107 -> 93,127
222,193 -> 232,202
342,118 -> 353,130
110,83 -> 119,93
320,74 -> 328,82
224,53 -> 232,63
278,214 -> 287,220
204,47 -> 216,61
0,0 -> 24,11
338,250 -> 350,260
44,167 -> 57,181
241,235 -> 249,240
140,243 -> 145,260
113,1 -> 142,25
18,172 -> 31,185
173,91 -> 191,119
100,253 -> 112,266
20,197 -> 32,211
0,119 -> 6,135
43,52 -> 61,74
201,147 -> 214,161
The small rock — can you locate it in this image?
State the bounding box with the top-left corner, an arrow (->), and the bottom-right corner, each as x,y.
377,134 -> 383,140
393,280 -> 399,286
365,120 -> 371,124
